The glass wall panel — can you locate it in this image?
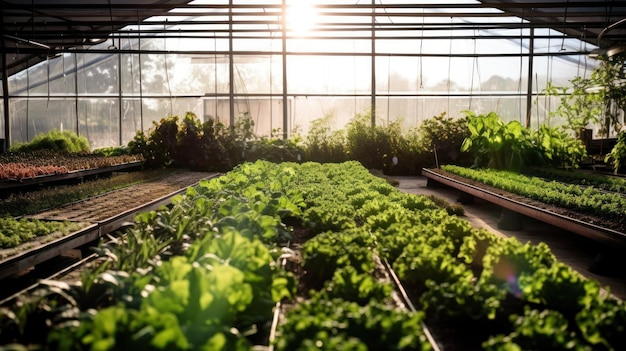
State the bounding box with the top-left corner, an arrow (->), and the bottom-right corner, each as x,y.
9,98 -> 77,143
139,52 -> 171,96
232,55 -> 283,94
76,54 -> 119,96
121,53 -> 142,96
0,103 -> 4,152
9,99 -> 28,142
202,98 -> 231,124
140,97 -> 204,130
288,38 -> 372,54
233,38 -> 282,53
232,97 -> 284,136
49,53 -> 76,95
121,98 -> 143,144
77,98 -> 119,149
287,56 -> 371,94
181,54 -> 232,95
291,96 -> 372,135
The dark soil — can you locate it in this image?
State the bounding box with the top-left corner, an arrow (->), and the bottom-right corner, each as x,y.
29,170 -> 215,222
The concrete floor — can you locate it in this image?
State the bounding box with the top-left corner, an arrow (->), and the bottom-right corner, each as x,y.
393,175 -> 626,300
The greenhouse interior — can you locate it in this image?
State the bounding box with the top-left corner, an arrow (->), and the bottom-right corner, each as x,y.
2,1 -> 626,350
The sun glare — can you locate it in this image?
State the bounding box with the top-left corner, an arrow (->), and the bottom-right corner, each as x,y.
285,2 -> 318,35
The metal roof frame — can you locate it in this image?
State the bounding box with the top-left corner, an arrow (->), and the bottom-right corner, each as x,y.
2,1 -> 626,79
1,1 -> 626,150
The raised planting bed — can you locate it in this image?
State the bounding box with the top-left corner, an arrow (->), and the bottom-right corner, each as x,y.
0,162 -> 303,350
423,166 -> 626,248
523,167 -> 626,195
269,161 -> 626,351
0,150 -> 144,190
0,171 -> 216,280
1,161 -> 624,351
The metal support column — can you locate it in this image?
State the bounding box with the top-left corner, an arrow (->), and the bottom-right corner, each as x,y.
371,0 -> 376,127
228,0 -> 235,127
525,26 -> 535,128
282,0 -> 288,138
117,38 -> 123,145
74,53 -> 79,135
1,45 -> 10,152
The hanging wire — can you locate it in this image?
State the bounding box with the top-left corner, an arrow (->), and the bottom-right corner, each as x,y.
447,17 -> 453,115
580,27 -> 588,79
108,0 -> 117,49
517,10 -> 524,121
128,31 -> 139,130
536,72 -> 540,127
213,32 -> 218,122
163,20 -> 173,116
265,6 -> 273,135
27,0 -> 33,140
546,32 -> 552,123
418,8 -> 424,89
354,41 -> 358,114
44,19 -> 51,111
560,0 -> 570,51
378,0 -> 394,25
136,11 -> 144,132
26,54 -> 30,140
46,56 -> 51,111
469,27 -> 477,111
387,55 -> 391,124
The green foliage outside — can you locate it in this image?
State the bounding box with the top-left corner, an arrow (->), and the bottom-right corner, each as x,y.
10,129 -> 90,153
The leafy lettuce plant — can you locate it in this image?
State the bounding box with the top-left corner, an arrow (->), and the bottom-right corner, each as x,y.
460,110 -> 530,171
531,124 -> 587,169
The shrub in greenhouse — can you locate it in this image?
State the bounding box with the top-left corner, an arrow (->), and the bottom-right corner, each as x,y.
605,130 -> 626,174
176,113 -> 230,171
461,110 -> 588,170
245,135 -> 304,163
129,112 -> 244,171
530,124 -> 588,169
128,116 -> 179,169
10,129 -> 90,153
345,111 -> 398,172
461,110 -> 531,171
304,113 -> 348,163
413,112 -> 472,168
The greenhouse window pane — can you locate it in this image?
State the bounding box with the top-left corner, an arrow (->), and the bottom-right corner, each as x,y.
140,98 -> 204,128
48,54 -> 77,96
77,98 -> 120,149
291,96 -> 371,135
9,98 -> 77,144
232,55 -> 283,95
76,54 -> 119,96
121,54 -> 142,96
121,99 -> 143,145
287,56 -> 371,94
